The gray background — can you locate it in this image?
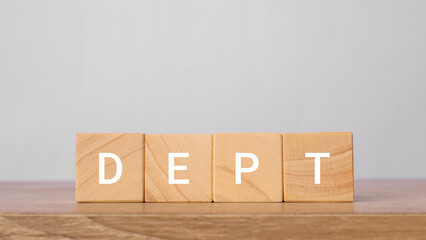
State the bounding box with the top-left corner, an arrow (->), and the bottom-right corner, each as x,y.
1,0 -> 425,181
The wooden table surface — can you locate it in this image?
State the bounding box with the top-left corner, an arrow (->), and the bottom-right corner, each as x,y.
1,179 -> 425,239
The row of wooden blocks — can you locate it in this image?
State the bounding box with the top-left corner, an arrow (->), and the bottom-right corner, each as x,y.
76,132 -> 354,202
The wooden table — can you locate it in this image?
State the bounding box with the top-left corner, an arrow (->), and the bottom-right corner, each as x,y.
1,180 -> 425,239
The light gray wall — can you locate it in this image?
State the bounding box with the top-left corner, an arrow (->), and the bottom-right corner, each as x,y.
1,0 -> 425,180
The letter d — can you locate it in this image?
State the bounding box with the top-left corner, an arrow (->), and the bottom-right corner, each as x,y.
99,153 -> 122,184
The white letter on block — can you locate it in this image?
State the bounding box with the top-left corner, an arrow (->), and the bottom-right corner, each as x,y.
169,153 -> 189,184
99,153 -> 123,184
305,153 -> 330,184
235,153 -> 259,184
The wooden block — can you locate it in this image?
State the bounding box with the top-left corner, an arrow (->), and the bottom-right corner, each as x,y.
76,133 -> 144,202
213,133 -> 283,202
145,134 -> 212,202
283,132 -> 354,202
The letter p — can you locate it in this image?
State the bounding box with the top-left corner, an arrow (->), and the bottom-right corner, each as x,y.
235,153 -> 259,184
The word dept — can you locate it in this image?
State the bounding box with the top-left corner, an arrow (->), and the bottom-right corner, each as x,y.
76,132 -> 353,203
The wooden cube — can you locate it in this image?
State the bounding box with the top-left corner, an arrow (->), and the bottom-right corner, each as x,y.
76,133 -> 144,202
213,133 -> 283,202
283,132 -> 354,202
145,134 -> 212,202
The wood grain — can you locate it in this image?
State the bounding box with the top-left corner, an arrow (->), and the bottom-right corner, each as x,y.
1,180 -> 426,239
145,134 -> 212,202
283,132 -> 353,202
213,133 -> 283,202
1,214 -> 425,240
76,133 -> 144,202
